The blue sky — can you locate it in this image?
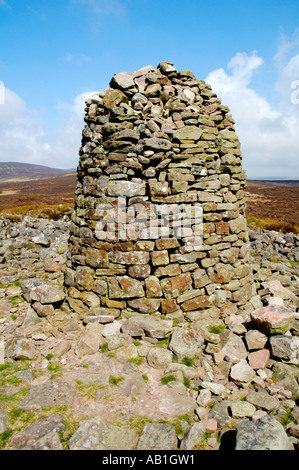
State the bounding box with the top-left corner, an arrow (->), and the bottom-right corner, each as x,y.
0,0 -> 299,178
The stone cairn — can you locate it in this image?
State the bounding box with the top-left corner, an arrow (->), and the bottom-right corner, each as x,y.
65,62 -> 256,325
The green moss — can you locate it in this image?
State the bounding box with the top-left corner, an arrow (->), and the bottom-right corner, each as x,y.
8,408 -> 33,428
0,363 -> 14,373
47,363 -> 63,380
280,406 -> 295,427
129,415 -> 152,436
155,338 -> 170,348
182,357 -> 194,367
0,388 -> 30,407
161,375 -> 177,385
0,429 -> 14,450
183,375 -> 190,388
0,375 -> 22,387
77,383 -> 105,399
167,415 -> 192,437
128,356 -> 143,365
290,260 -> 299,269
142,374 -> 149,382
209,324 -> 226,334
109,375 -> 124,386
8,295 -> 25,305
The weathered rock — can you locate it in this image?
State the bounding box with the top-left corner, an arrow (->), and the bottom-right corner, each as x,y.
108,276 -> 145,299
11,338 -> 36,360
229,360 -> 256,385
271,362 -> 299,399
230,401 -> 256,419
219,331 -> 248,363
246,391 -> 280,412
251,306 -> 295,335
136,423 -> 177,450
107,181 -> 146,197
168,326 -> 204,362
235,416 -> 293,450
200,382 -> 229,397
121,315 -> 173,339
248,349 -> 270,370
127,298 -> 160,313
270,335 -> 299,362
158,387 -> 197,417
18,381 -> 77,412
180,422 -> 206,450
69,417 -> 138,450
114,343 -> 138,364
161,273 -> 192,299
21,278 -> 65,304
11,415 -> 65,450
110,71 -> 135,90
0,410 -> 9,434
245,330 -> 268,350
173,126 -> 202,141
146,347 -> 173,369
209,400 -> 233,426
76,323 -> 104,356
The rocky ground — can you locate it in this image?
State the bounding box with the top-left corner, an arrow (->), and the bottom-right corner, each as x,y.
0,215 -> 298,451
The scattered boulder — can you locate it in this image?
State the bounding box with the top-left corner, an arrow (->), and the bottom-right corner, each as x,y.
146,347 -> 173,369
10,415 -> 65,450
21,278 -> 65,305
250,306 -> 295,335
136,423 -> 177,450
235,416 -> 294,450
180,422 -> 205,450
18,381 -> 77,412
121,315 -> 173,339
229,360 -> 256,385
168,326 -> 204,362
69,417 -> 138,450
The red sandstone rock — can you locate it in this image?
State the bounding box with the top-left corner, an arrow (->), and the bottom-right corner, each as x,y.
250,306 -> 295,335
248,349 -> 270,370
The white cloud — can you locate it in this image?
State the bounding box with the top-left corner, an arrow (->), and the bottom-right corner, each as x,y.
206,50 -> 299,178
0,86 -> 97,169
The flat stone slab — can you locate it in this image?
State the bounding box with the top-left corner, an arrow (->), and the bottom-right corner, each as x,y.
21,278 -> 66,304
235,416 -> 293,450
18,381 -> 77,412
246,391 -> 279,412
69,417 -> 138,450
121,315 -> 173,339
11,415 -> 65,450
136,423 -> 177,450
158,386 -> 197,417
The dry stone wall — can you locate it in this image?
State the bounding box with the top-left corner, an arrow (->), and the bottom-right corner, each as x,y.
65,62 -> 256,324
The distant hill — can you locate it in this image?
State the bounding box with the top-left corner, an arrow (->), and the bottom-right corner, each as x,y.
0,162 -> 75,183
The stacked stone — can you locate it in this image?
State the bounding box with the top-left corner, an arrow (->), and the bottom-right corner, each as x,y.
65,62 -> 256,324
